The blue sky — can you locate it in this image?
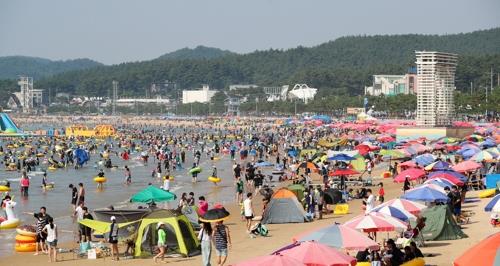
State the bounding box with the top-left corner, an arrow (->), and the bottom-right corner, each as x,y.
0,0 -> 499,64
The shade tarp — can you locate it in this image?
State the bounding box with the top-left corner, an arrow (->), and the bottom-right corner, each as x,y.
79,219 -> 139,234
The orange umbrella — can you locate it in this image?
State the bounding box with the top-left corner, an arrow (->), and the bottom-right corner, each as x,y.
454,232 -> 500,266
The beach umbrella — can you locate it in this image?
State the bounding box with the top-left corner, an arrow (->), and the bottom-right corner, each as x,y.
233,254 -> 304,266
424,178 -> 455,188
328,153 -> 356,161
427,175 -> 463,186
329,168 -> 360,176
429,170 -> 467,183
355,144 -> 371,156
400,186 -> 448,203
199,207 -> 230,222
414,153 -> 436,166
452,160 -> 482,172
393,168 -> 426,182
343,213 -> 406,232
399,160 -> 418,168
130,185 -> 177,203
279,241 -> 357,266
369,206 -> 416,222
378,198 -> 426,215
484,194 -> 500,212
424,161 -> 451,171
379,149 -> 406,159
292,224 -> 380,251
350,155 -> 367,172
454,232 -> 500,266
470,150 -> 498,162
377,135 -> 395,143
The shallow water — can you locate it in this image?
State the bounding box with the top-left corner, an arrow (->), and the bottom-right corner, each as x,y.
0,144 -> 241,256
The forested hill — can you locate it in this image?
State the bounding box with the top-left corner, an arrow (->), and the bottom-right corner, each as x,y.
28,28 -> 500,96
0,56 -> 103,80
157,46 -> 235,60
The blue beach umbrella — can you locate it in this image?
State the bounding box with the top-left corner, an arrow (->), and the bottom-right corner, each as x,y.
401,186 -> 449,203
369,205 -> 416,222
328,153 -> 356,161
414,154 -> 435,166
485,194 -> 500,212
429,171 -> 467,183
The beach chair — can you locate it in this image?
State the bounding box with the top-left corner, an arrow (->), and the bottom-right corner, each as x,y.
363,177 -> 373,187
334,204 -> 349,215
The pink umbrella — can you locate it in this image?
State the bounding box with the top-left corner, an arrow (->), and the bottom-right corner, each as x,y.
399,160 -> 417,168
292,224 -> 380,250
343,213 -> 406,232
233,254 -> 304,266
378,198 -> 426,215
452,160 -> 482,172
394,168 -> 426,182
280,241 -> 357,266
428,172 -> 464,185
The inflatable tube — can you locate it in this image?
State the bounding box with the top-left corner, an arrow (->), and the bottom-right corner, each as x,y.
356,263 -> 371,266
0,218 -> 20,229
208,176 -> 221,183
15,243 -> 36,252
8,163 -> 16,168
41,183 -> 55,189
479,189 -> 496,198
16,228 -> 37,237
272,171 -> 284,175
48,166 -> 57,171
15,234 -> 37,244
36,153 -> 45,157
0,185 -> 10,192
189,167 -> 202,174
162,176 -> 174,181
401,258 -> 425,266
94,177 -> 107,183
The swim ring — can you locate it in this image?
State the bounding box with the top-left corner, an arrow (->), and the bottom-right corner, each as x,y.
0,218 -> 20,229
48,166 -> 57,171
16,225 -> 37,237
401,258 -> 425,266
0,185 -> 10,192
189,167 -> 202,174
94,177 -> 107,183
208,176 -> 221,183
15,234 -> 37,244
162,176 -> 174,181
15,243 -> 36,252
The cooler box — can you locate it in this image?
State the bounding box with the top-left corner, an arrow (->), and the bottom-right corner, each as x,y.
486,174 -> 500,189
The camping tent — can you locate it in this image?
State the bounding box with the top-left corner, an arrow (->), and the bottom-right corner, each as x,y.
323,188 -> 343,205
411,205 -> 467,241
288,184 -> 305,201
261,188 -> 309,224
80,209 -> 199,257
135,209 -> 200,257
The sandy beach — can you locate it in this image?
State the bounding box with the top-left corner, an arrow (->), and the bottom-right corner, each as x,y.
2,163 -> 497,266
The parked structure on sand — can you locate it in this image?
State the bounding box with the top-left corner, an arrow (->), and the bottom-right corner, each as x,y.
182,85 -> 217,104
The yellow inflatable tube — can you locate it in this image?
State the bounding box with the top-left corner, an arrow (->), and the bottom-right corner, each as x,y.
16,228 -> 37,237
94,177 -> 107,183
479,189 -> 496,198
15,243 -> 36,252
0,218 -> 20,229
401,258 -> 425,266
208,176 -> 221,183
0,185 -> 10,192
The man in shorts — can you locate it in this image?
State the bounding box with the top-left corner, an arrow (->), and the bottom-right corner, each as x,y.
33,207 -> 51,255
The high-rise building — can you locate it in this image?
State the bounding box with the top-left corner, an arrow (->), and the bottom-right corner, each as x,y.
415,51 -> 458,127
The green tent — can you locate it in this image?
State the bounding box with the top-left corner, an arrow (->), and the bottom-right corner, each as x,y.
411,205 -> 467,241
288,184 -> 305,202
131,185 -> 177,203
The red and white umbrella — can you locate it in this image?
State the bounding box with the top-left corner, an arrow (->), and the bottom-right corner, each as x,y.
279,241 -> 357,266
343,213 -> 407,232
377,198 -> 426,215
394,168 -> 426,182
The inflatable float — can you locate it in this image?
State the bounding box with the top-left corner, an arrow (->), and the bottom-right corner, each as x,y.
94,177 -> 107,183
189,167 -> 202,174
41,183 -> 55,189
15,234 -> 37,243
0,185 -> 10,192
163,176 -> 174,181
15,243 -> 36,252
36,153 -> 45,157
479,189 -> 496,198
16,225 -> 37,237
401,258 -> 425,266
0,200 -> 20,229
48,166 -> 57,171
208,176 -> 221,183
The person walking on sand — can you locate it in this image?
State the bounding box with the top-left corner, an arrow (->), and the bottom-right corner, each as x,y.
153,222 -> 167,263
212,220 -> 231,266
198,222 -> 213,266
243,193 -> 254,233
43,217 -> 58,262
108,216 -> 119,261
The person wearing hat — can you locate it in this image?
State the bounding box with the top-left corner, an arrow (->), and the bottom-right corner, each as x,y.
108,216 -> 119,261
153,222 -> 167,263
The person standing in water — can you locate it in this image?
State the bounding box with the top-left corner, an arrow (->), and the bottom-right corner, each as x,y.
41,172 -> 48,191
20,170 -> 30,197
76,183 -> 85,206
191,163 -> 198,183
124,165 -> 132,185
69,184 -> 78,211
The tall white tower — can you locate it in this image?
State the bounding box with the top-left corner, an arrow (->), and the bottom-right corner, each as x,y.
415,51 -> 458,127
17,76 -> 34,113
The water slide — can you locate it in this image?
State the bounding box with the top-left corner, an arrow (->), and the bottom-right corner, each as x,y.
0,113 -> 22,133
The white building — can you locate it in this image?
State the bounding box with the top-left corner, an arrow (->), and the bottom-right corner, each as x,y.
229,84 -> 259,91
264,85 -> 289,102
364,73 -> 417,96
8,76 -> 44,112
287,84 -> 317,104
182,85 -> 217,104
116,96 -> 170,106
415,51 -> 458,127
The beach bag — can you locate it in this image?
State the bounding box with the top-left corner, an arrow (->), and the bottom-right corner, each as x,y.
258,224 -> 268,236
